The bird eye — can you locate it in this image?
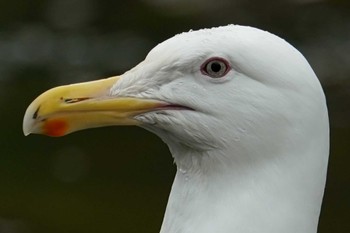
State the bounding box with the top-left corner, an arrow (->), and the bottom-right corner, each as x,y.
201,57 -> 230,78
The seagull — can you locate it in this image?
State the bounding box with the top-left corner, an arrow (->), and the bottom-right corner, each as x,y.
23,25 -> 329,233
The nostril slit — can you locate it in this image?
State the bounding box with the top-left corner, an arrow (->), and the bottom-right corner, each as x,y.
63,97 -> 91,103
33,106 -> 40,119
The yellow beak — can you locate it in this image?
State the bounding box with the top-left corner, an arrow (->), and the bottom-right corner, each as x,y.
23,76 -> 165,137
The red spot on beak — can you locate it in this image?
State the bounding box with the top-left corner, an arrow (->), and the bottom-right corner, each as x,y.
43,119 -> 68,137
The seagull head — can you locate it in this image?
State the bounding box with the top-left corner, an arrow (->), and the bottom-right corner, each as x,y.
23,25 -> 328,157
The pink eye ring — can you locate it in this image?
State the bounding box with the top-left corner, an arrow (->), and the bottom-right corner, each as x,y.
200,57 -> 231,78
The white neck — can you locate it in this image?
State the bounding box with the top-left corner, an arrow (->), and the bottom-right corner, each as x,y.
160,142 -> 328,233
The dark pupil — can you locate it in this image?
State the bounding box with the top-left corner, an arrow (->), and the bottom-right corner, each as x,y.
210,62 -> 222,73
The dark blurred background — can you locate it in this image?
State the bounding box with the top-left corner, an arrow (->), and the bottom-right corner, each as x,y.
0,0 -> 349,232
